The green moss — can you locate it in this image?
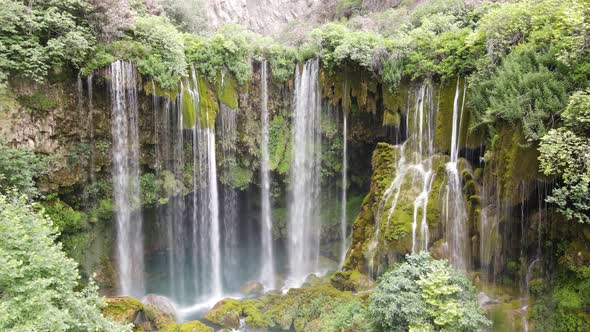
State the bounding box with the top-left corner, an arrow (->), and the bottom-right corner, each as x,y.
217,74 -> 239,109
102,297 -> 145,324
175,320 -> 213,332
204,299 -> 242,328
269,114 -> 291,174
182,86 -> 197,128
197,76 -> 219,128
17,92 -> 58,113
491,126 -> 541,203
143,80 -> 179,100
434,79 -> 460,153
382,83 -> 408,127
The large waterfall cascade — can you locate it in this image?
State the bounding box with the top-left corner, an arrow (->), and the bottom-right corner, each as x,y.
259,61 -> 277,290
110,60 -> 145,297
287,59 -> 322,287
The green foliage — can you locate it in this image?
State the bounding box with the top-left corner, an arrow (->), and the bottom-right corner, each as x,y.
42,196 -> 86,235
0,194 -> 129,331
312,23 -> 386,72
17,92 -> 59,113
267,45 -> 297,83
185,25 -> 254,84
472,48 -> 566,140
320,300 -> 372,332
133,16 -> 187,89
539,129 -> 590,223
369,252 -> 490,331
0,0 -> 94,81
268,115 -> 291,174
0,141 -> 45,197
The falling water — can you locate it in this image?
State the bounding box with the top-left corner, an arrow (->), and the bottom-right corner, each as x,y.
218,104 -> 239,281
384,84 -> 435,252
76,73 -> 83,117
186,70 -> 223,298
259,61 -> 276,289
443,79 -> 469,271
86,75 -> 96,205
340,106 -> 348,266
110,60 -> 144,297
287,59 -> 322,286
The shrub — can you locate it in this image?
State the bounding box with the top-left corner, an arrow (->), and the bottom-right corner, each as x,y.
369,252 -> 490,331
0,194 -> 129,331
0,142 -> 45,197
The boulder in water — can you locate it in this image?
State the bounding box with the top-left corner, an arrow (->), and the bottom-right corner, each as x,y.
142,294 -> 179,322
204,299 -> 241,329
240,280 -> 264,297
478,292 -> 500,306
102,297 -> 144,324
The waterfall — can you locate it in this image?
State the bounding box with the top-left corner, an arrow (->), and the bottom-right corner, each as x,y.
218,104 -> 238,283
259,61 -> 276,289
443,79 -> 469,271
370,83 -> 436,275
76,73 -> 83,117
86,75 -> 96,206
110,60 -> 144,297
340,106 -> 348,266
385,84 -> 435,253
287,59 -> 322,286
186,70 -> 223,298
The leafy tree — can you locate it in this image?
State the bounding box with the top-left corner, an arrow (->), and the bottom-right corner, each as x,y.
539,91 -> 590,223
0,142 -> 45,197
369,252 -> 490,332
0,193 -> 129,331
321,300 -> 372,332
133,15 -> 187,89
185,25 -> 254,84
472,48 -> 566,140
0,0 -> 94,81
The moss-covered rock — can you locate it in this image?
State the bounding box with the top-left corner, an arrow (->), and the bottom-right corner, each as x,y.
174,320 -> 213,332
330,270 -> 374,292
103,297 -> 145,324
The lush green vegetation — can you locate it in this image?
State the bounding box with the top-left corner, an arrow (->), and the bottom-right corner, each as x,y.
0,141 -> 45,197
0,193 -> 128,331
370,252 -> 490,331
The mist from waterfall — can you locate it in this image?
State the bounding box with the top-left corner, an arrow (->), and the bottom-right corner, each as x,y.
287,59 -> 322,286
443,79 -> 469,271
110,60 -> 145,297
259,61 -> 276,289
